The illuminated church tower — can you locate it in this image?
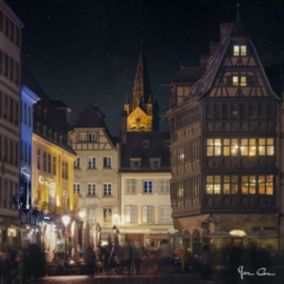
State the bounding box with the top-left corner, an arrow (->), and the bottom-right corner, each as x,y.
123,44 -> 159,132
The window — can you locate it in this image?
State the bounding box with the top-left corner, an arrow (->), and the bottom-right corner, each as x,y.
206,138 -> 274,157
142,206 -> 154,224
73,183 -> 80,195
150,158 -> 160,169
74,158 -> 80,169
206,176 -> 221,194
232,76 -> 247,87
124,206 -> 137,223
233,45 -> 247,56
47,154 -> 51,173
125,179 -> 136,194
88,156 -> 96,169
88,132 -> 97,142
258,138 -> 274,156
159,206 -> 172,224
43,152 -> 47,172
240,139 -> 256,156
160,180 -> 170,194
103,157 -> 112,169
52,157 -> 56,175
88,208 -> 96,224
103,183 -> 112,196
130,158 -> 141,169
177,183 -> 184,198
103,208 -> 112,224
223,176 -> 238,194
143,180 -> 152,194
258,176 -> 273,195
206,139 -> 221,156
37,149 -> 41,169
241,176 -> 256,194
88,183 -> 96,196
78,133 -> 87,142
62,161 -> 68,179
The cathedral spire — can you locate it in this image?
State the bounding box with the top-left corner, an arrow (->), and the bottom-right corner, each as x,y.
131,41 -> 152,110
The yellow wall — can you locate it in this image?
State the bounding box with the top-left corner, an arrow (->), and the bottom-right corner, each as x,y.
32,133 -> 77,215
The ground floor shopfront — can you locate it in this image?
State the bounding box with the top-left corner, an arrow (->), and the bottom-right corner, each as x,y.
172,213 -> 279,254
0,211 -> 22,249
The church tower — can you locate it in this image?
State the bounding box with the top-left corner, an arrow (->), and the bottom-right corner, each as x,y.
123,43 -> 158,132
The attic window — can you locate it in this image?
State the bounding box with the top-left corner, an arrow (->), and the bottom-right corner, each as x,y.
130,158 -> 141,169
232,76 -> 247,87
142,140 -> 149,148
150,158 -> 161,169
233,45 -> 247,56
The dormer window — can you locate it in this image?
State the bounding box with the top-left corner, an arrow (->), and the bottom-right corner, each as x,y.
233,45 -> 247,56
130,158 -> 141,169
232,76 -> 247,87
142,140 -> 149,148
150,158 -> 160,169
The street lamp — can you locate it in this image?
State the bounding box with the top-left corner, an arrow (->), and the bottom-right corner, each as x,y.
62,214 -> 71,255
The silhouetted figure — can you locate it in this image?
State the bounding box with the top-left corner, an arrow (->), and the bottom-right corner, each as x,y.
85,245 -> 95,275
199,245 -> 212,280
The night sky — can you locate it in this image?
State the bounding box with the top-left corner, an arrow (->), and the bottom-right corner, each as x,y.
8,0 -> 284,135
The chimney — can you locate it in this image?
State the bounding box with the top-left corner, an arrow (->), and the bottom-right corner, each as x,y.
51,100 -> 71,123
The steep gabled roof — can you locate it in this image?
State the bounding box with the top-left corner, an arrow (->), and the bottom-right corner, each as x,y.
120,132 -> 170,172
74,104 -> 106,128
186,19 -> 280,102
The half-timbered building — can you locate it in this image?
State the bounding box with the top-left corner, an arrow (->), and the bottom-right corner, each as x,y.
167,18 -> 280,252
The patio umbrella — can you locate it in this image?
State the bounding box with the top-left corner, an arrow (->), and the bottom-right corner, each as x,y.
71,221 -> 79,262
93,222 -> 101,248
82,221 -> 90,257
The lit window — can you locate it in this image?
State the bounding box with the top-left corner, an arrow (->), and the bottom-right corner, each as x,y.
206,139 -> 222,156
241,176 -> 256,194
233,45 -> 240,56
223,176 -> 238,194
240,45 -> 247,56
232,76 -> 247,86
232,76 -> 239,86
240,76 -> 247,86
206,176 -> 221,194
233,45 -> 247,56
258,138 -> 274,156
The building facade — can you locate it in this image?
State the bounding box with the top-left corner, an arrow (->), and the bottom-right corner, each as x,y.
19,85 -> 39,213
0,0 -> 23,247
119,46 -> 175,245
69,104 -> 119,241
167,19 -> 280,252
22,70 -> 77,259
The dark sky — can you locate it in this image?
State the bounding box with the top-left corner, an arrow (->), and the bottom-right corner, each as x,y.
8,0 -> 284,135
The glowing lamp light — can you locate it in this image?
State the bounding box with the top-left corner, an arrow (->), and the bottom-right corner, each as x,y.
62,215 -> 71,227
78,210 -> 85,219
229,229 -> 247,237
